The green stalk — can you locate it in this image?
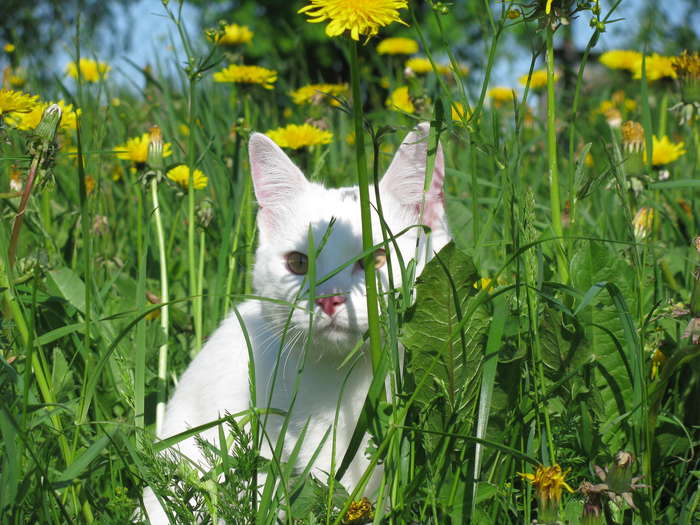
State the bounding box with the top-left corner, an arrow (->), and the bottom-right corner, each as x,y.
545,23 -> 568,284
223,184 -> 247,314
186,81 -> 202,354
349,40 -> 382,372
151,178 -> 170,436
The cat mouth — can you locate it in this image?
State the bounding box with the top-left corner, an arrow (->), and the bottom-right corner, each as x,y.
316,317 -> 356,335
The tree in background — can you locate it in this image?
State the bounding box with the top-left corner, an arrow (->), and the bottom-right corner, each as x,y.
1,0 -> 138,72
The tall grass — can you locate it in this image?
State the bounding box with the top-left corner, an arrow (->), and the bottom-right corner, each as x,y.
1,1 -> 699,524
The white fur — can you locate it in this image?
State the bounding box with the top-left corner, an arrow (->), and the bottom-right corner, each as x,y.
142,123 -> 450,524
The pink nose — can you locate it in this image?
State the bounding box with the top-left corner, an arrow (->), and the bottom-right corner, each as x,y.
316,295 -> 346,316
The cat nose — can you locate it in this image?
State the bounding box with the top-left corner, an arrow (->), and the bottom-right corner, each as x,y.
315,295 -> 346,316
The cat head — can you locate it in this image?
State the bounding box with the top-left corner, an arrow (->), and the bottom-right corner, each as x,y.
248,123 -> 450,355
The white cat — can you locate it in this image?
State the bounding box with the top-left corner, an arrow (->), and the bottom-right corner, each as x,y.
142,123 -> 450,523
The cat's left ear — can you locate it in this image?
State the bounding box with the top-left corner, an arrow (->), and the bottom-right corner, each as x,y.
249,132 -> 309,238
379,122 -> 445,228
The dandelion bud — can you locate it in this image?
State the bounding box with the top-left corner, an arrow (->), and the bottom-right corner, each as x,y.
673,50 -> 700,104
632,207 -> 654,241
621,121 -> 645,153
35,103 -> 62,143
147,125 -> 165,170
650,348 -> 666,380
196,200 -> 214,228
145,290 -> 162,320
685,318 -> 700,344
9,165 -> 22,192
579,482 -> 605,525
604,107 -> 621,128
92,214 -> 109,235
607,451 -> 634,493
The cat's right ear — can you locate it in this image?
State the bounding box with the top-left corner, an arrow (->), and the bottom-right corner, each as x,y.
249,133 -> 308,236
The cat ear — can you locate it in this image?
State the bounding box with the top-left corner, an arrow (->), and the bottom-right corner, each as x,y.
379,122 -> 445,228
249,132 -> 309,236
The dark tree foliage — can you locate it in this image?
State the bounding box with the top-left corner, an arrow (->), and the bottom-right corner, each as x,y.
1,0 -> 138,67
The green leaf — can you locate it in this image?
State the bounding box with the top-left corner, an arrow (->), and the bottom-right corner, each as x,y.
402,242 -> 488,439
570,241 -> 637,451
53,429 -> 115,484
47,267 -> 86,314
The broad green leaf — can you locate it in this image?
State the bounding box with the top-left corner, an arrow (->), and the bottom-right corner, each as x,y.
570,241 -> 637,451
47,267 -> 86,314
402,242 -> 488,440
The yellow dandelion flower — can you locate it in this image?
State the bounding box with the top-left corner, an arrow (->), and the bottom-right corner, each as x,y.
488,86 -> 516,107
404,57 -> 451,75
167,165 -> 208,190
265,123 -> 333,149
5,69 -> 26,88
179,123 -> 190,136
599,50 -> 643,71
473,277 -> 494,293
377,37 -> 418,55
209,23 -> 253,46
7,100 -> 80,131
650,348 -> 666,380
4,43 -> 15,53
596,100 -> 615,115
85,175 -> 96,195
643,135 -> 686,166
290,83 -> 348,106
632,207 -> 655,240
545,0 -> 553,14
342,497 -> 374,525
145,305 -> 161,321
673,50 -> 700,80
213,64 -> 277,89
0,89 -> 39,115
298,0 -> 408,41
519,69 -> 558,89
111,164 -> 124,182
518,464 -> 574,511
65,58 -> 111,83
451,101 -> 470,122
385,86 -> 414,113
114,133 -> 173,164
632,53 -> 677,81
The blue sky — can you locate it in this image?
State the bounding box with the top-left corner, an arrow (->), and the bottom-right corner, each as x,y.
48,0 -> 697,90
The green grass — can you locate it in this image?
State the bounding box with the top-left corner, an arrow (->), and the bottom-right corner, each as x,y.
1,1 -> 700,524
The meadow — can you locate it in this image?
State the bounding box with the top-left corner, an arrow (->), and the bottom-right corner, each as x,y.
1,0 -> 699,523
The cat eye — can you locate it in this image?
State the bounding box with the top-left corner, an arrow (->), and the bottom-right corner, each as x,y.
285,251 -> 308,275
359,248 -> 387,270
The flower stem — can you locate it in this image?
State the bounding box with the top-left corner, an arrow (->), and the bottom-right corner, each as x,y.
151,178 -> 170,436
349,40 -> 382,372
546,23 -> 568,284
186,81 -> 202,354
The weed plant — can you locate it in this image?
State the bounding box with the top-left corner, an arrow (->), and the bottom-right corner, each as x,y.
1,1 -> 700,524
